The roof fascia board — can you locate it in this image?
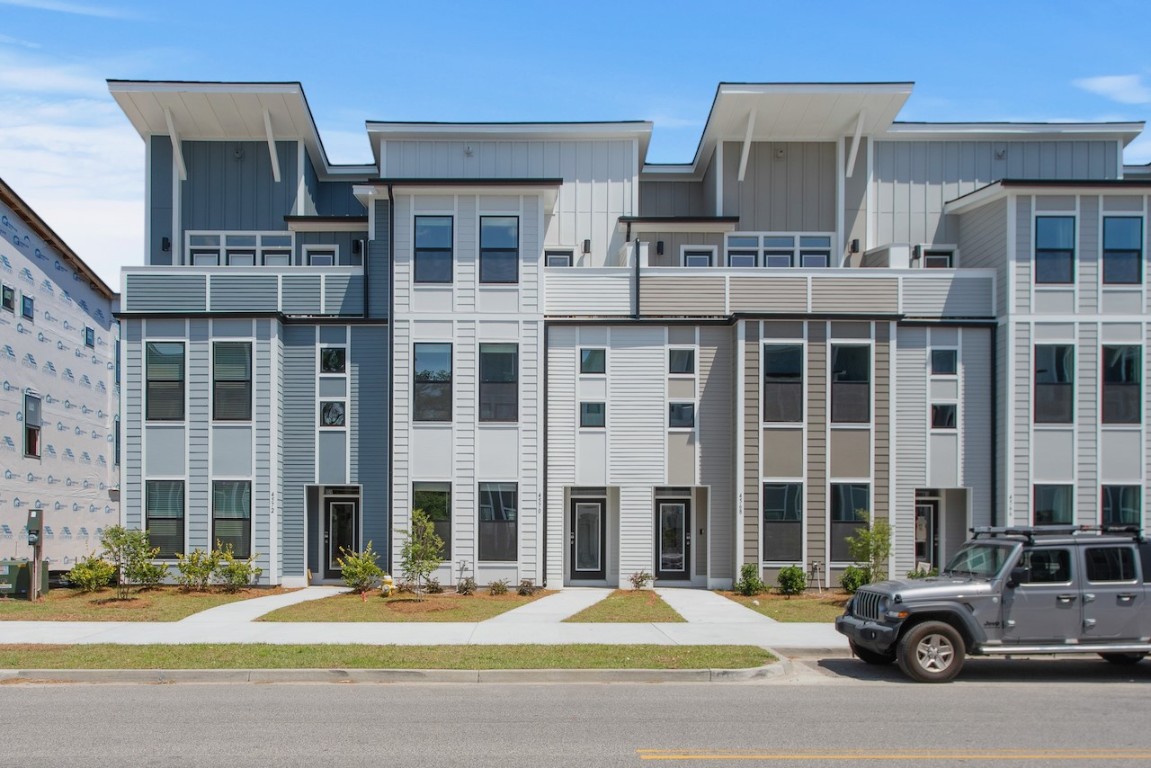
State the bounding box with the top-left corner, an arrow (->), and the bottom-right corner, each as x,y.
885,122 -> 1144,143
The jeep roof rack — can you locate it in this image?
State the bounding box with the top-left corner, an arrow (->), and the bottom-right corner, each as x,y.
970,524 -> 1144,543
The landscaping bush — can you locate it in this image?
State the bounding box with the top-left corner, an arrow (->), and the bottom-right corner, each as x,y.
517,578 -> 536,596
775,565 -> 807,597
133,560 -> 170,591
906,567 -> 939,579
425,577 -> 444,594
100,525 -> 163,599
336,541 -> 384,597
400,508 -> 445,599
840,565 -> 871,594
175,549 -> 220,591
488,579 -> 509,595
456,577 -> 477,596
214,544 -> 263,593
67,553 -> 115,593
629,570 -> 652,590
845,514 -> 892,585
734,563 -> 766,596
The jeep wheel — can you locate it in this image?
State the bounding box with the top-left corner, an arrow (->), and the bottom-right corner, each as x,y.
1099,652 -> 1146,665
850,641 -> 896,665
897,621 -> 965,683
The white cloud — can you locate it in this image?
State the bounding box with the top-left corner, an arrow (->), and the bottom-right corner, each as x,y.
0,0 -> 133,19
0,32 -> 41,49
1073,74 -> 1151,105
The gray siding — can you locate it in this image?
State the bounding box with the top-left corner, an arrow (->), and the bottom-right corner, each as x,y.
545,326 -> 577,587
805,323 -> 827,565
722,141 -> 837,232
282,276 -> 321,315
351,326 -> 390,562
324,274 -> 366,315
125,274 -> 206,312
254,321 -> 273,576
187,321 -> 210,551
647,232 -> 724,268
699,326 -> 734,582
961,328 -> 993,530
149,136 -> 174,266
1012,323 -> 1032,524
296,231 -> 368,267
701,147 -> 718,216
1076,324 -> 1099,524
1015,197 -> 1032,314
742,322 -> 760,566
282,326 -> 316,577
1078,197 -> 1100,314
894,326 -> 928,575
124,320 -> 144,529
368,199 -> 391,319
957,198 -> 1009,316
874,325 -> 891,532
844,138 -> 868,265
181,140 -> 298,233
210,274 -> 278,312
638,181 -> 706,217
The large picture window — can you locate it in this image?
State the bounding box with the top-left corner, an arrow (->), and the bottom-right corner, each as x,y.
146,480 -> 184,558
763,483 -> 802,562
479,216 -> 519,284
830,484 -> 869,562
1101,345 -> 1141,424
413,482 -> 452,559
1034,345 -> 1074,424
414,216 -> 453,284
1102,216 -> 1142,285
479,343 -> 518,422
830,345 -> 870,424
1034,484 -> 1073,525
213,342 -> 251,421
763,344 -> 803,422
1102,486 -> 1141,527
413,343 -> 452,422
1035,216 -> 1075,284
146,341 -> 185,421
478,482 -> 517,561
212,480 -> 251,558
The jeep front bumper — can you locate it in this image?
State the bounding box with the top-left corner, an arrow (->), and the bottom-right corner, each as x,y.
835,613 -> 900,654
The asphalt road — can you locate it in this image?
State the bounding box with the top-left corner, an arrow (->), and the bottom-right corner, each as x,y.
3,658 -> 1151,767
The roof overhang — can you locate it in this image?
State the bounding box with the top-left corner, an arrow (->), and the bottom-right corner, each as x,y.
945,179 -> 1151,215
107,80 -> 376,181
353,178 -> 562,213
284,216 -> 369,233
887,122 -> 1144,145
616,216 -> 740,234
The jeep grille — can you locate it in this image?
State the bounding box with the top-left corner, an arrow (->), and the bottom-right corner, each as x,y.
853,590 -> 883,621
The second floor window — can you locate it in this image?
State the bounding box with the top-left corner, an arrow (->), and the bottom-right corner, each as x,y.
24,393 -> 41,458
146,479 -> 184,558
1103,216 -> 1142,285
763,344 -> 803,422
1034,344 -> 1073,424
414,216 -> 453,284
1102,345 -> 1141,424
1035,216 -> 1075,284
146,341 -> 185,421
479,343 -> 518,422
213,342 -> 252,421
413,343 -> 452,422
21,294 -> 34,321
830,345 -> 870,424
480,216 -> 519,284
1,284 -> 14,312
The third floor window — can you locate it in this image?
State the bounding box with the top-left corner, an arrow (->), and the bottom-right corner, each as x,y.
1035,216 -> 1075,284
1103,216 -> 1143,285
414,216 -> 453,284
1034,344 -> 1074,424
480,216 -> 519,284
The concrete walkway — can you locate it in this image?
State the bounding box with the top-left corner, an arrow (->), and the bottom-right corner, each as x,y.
484,587 -> 612,623
655,588 -> 775,624
177,586 -> 345,623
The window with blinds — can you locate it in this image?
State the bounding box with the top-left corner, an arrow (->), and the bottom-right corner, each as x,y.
146,480 -> 185,558
213,342 -> 252,421
213,480 -> 252,558
146,342 -> 185,421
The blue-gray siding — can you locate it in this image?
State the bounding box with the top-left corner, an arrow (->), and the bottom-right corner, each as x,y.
181,140 -> 298,233
351,325 -> 390,564
368,199 -> 391,319
123,272 -> 364,317
125,274 -> 207,312
123,320 -> 144,528
254,321 -> 273,575
187,321 -> 210,550
296,231 -> 367,267
210,274 -> 278,312
302,153 -> 366,217
281,325 -> 316,577
149,137 -> 173,266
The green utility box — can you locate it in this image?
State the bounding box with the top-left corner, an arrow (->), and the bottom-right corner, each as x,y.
0,560 -> 50,599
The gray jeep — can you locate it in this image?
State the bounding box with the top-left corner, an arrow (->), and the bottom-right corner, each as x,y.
835,525 -> 1151,682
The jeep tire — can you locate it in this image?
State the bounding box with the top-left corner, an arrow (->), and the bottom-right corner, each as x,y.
1099,652 -> 1146,665
850,641 -> 896,665
897,621 -> 965,683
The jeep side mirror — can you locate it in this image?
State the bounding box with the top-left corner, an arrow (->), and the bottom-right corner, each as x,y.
1007,566 -> 1030,588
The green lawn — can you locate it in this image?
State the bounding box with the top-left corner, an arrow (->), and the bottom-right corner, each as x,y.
0,586 -> 293,622
260,590 -> 546,622
564,590 -> 685,623
0,644 -> 774,670
723,591 -> 849,622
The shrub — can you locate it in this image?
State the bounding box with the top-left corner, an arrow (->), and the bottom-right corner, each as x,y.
68,554 -> 115,593
396,580 -> 417,594
400,509 -> 445,599
337,541 -> 384,598
488,579 -> 509,596
906,567 -> 939,580
134,560 -> 170,591
517,578 -> 536,596
425,577 -> 444,594
775,565 -> 807,597
734,563 -> 766,596
840,565 -> 871,594
100,525 -> 162,599
629,570 -> 652,590
845,514 -> 892,585
456,577 -> 477,596
214,544 -> 262,593
175,548 -> 220,591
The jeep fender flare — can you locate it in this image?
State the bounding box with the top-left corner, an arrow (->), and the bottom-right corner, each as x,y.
898,603 -> 987,649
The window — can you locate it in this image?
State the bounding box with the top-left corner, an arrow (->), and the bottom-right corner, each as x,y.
580,348 -> 606,375
21,294 -> 33,321
115,338 -> 120,385
320,347 -> 346,374
212,342 -> 252,421
1102,486 -> 1141,527
727,235 -> 758,267
191,251 -> 219,266
1103,217 -> 1142,285
414,216 -> 453,283
763,483 -> 802,561
1,284 -> 13,312
320,401 -> 346,427
480,216 -> 519,284
798,236 -> 832,268
1034,345 -> 1074,424
305,248 -> 335,267
1102,345 -> 1141,424
23,393 -> 41,458
545,250 -> 573,267
669,348 -> 695,375
187,232 -> 294,267
830,484 -> 869,562
1035,216 -> 1075,284
1021,548 -> 1072,583
226,250 -> 256,266
831,345 -> 870,424
580,402 -> 605,428
726,234 -> 833,268
1033,485 -> 1073,525
763,344 -> 803,422
1085,547 -> 1138,582
413,482 -> 452,559
146,342 -> 185,420
262,251 -> 291,267
114,415 -> 120,466
413,343 -> 452,422
931,349 -> 958,376
922,249 -> 954,269
212,480 -> 251,558
478,482 -> 517,561
84,326 -> 95,348
931,404 -> 957,429
764,236 -> 794,268
683,248 -> 714,268
668,402 -> 695,428
479,343 -> 518,422
146,480 -> 184,558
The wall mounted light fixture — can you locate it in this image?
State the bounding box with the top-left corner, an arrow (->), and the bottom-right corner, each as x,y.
161,236 -> 171,252
582,239 -> 591,255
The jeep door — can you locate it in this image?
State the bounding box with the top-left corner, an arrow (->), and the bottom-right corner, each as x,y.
1001,546 -> 1081,643
1080,544 -> 1146,640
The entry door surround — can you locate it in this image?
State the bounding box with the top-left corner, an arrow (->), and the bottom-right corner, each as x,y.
324,498 -> 359,580
570,497 -> 607,581
655,498 -> 691,581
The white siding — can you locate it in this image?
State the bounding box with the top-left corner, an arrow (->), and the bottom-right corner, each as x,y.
894,327 -> 927,574
1012,323 -> 1032,524
1077,324 -> 1098,525
545,326 -> 577,587
961,328 -> 993,529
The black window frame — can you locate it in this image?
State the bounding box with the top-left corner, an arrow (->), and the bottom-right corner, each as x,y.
1102,216 -> 1143,285
931,349 -> 958,376
1084,546 -> 1138,583
305,248 -> 336,267
830,484 -> 869,563
762,482 -> 802,562
1034,344 -> 1074,424
479,343 -> 518,422
478,482 -> 517,562
931,403 -> 957,430
1,284 -> 14,312
545,249 -> 573,267
21,293 -> 34,321
1034,216 -> 1075,285
1101,485 -> 1141,527
580,401 -> 606,428
830,344 -> 870,424
213,341 -> 252,421
580,348 -> 606,375
763,343 -> 803,423
479,216 -> 519,284
683,248 -> 714,268
23,392 -> 41,458
413,342 -> 453,422
668,402 -> 695,429
413,482 -> 452,559
668,348 -> 695,375
212,479 -> 252,559
145,341 -> 185,421
413,215 -> 454,284
922,249 -> 954,269
146,479 -> 185,558
1101,345 -> 1141,424
1033,484 -> 1074,526
319,347 -> 346,374
84,326 -> 94,348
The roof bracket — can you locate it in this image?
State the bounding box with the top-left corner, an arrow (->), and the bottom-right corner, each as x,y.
846,110 -> 866,178
264,109 -> 281,183
163,108 -> 187,182
737,109 -> 757,182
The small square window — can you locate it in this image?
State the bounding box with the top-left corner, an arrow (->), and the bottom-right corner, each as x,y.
1,284 -> 14,312
84,327 -> 95,348
545,250 -> 573,267
307,250 -> 336,267
580,348 -> 606,375
800,251 -> 830,268
21,294 -> 34,321
580,402 -> 605,428
923,250 -> 954,269
320,401 -> 346,427
320,347 -> 346,374
262,251 -> 291,267
191,250 -> 220,266
669,402 -> 695,428
683,249 -> 713,268
931,403 -> 957,429
931,350 -> 958,376
669,348 -> 695,375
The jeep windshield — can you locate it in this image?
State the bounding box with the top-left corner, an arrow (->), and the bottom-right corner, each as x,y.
941,542 -> 1014,578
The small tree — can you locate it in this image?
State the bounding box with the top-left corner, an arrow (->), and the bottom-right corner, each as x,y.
845,512 -> 893,585
337,541 -> 385,600
775,565 -> 807,597
100,525 -> 161,600
399,508 -> 444,600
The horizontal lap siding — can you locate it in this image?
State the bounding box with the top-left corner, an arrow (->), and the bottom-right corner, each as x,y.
1078,197 -> 1100,315
253,323 -> 272,580
124,320 -> 144,528
743,323 -> 760,566
187,322 -> 210,551
210,275 -> 277,312
805,323 -> 827,565
640,276 -> 726,316
957,199 -> 1009,316
1015,197 -> 1032,314
895,327 -> 927,574
1077,325 -> 1098,525
811,279 -> 898,314
900,277 -> 994,318
700,326 -> 734,582
729,277 -> 808,313
324,274 -> 365,315
545,273 -> 633,315
962,328 -> 993,530
874,327 -> 891,540
546,326 -> 577,586
351,326 -> 390,558
282,276 -> 321,315
281,326 -> 316,577
125,274 -> 206,312
1012,323 -> 1032,524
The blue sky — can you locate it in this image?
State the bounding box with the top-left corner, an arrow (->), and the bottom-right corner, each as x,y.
1,0 -> 1150,288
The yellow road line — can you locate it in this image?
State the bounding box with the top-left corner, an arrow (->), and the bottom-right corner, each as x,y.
636,749 -> 1151,761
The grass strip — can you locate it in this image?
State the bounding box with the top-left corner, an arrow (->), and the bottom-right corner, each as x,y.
260,591 -> 543,623
722,592 -> 849,623
0,587 -> 293,623
564,590 -> 685,623
0,644 -> 773,670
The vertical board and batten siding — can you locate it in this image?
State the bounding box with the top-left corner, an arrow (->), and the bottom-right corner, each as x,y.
699,326 -> 735,582
742,323 -> 760,567
874,326 -> 891,532
638,181 -> 706,217
956,198 -> 1009,316
894,327 -> 928,575
873,140 -> 1118,247
123,320 -> 144,528
1078,197 -> 1100,315
721,141 -> 837,232
805,323 -> 828,565
180,140 -> 298,233
1076,324 -> 1099,525
1015,197 -> 1033,314
186,321 -> 210,551
383,140 -> 636,268
701,147 -> 718,216
149,137 -> 174,265
545,326 -> 578,587
1012,323 -> 1032,524
608,327 -> 666,578
961,328 -> 994,531
296,232 -> 368,267
301,155 -> 366,218
253,321 -> 273,577
350,326 -> 390,558
368,199 -> 391,319
843,138 -> 868,262
281,325 -> 316,577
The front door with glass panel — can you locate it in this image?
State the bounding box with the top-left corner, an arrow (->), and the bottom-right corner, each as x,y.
655,500 -> 691,581
324,500 -> 359,580
570,499 -> 606,580
915,502 -> 939,570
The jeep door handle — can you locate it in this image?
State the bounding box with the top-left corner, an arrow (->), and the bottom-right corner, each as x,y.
1057,594 -> 1077,603
1117,593 -> 1137,603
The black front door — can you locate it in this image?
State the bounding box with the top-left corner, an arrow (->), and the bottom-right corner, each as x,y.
915,501 -> 939,569
324,499 -> 359,580
570,498 -> 607,581
655,500 -> 691,581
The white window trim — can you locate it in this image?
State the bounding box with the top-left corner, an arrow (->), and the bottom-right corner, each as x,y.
724,231 -> 836,269
667,346 -> 696,377
184,231 -> 296,267
761,338 -> 806,427
915,243 -> 960,269
545,248 -> 575,267
303,244 -> 340,267
680,245 -> 718,268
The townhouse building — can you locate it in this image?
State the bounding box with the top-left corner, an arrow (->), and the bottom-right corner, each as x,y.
109,80 -> 1149,589
0,177 -> 120,569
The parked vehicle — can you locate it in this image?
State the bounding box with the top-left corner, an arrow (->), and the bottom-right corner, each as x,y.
836,525 -> 1151,682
